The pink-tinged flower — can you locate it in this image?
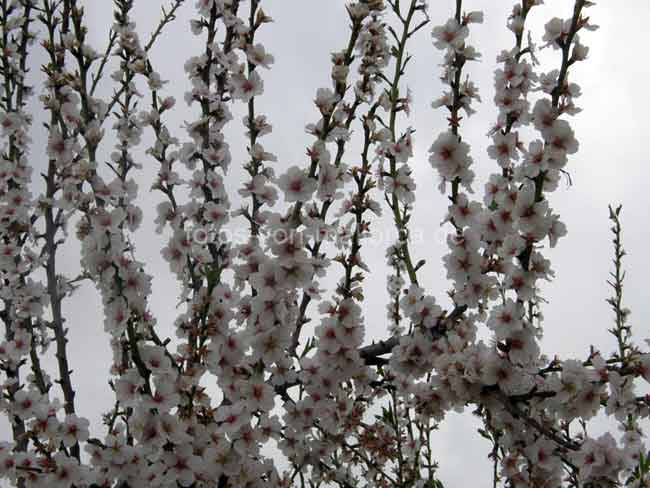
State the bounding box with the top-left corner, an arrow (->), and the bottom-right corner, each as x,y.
532,98 -> 557,132
277,166 -> 317,203
507,329 -> 540,365
115,369 -> 144,407
140,344 -> 172,374
432,18 -> 469,51
314,87 -> 339,115
429,131 -> 472,181
238,379 -> 274,412
11,390 -> 39,420
543,17 -> 571,49
399,284 -> 424,317
316,318 -> 341,355
230,71 -> 264,102
547,214 -> 567,248
203,201 -> 229,228
0,112 -> 21,136
385,165 -> 416,204
487,299 -> 524,340
143,380 -> 180,413
544,119 -> 579,159
60,414 -> 90,448
49,452 -> 84,487
413,296 -> 443,328
449,193 -> 482,228
246,43 -> 274,69
487,132 -> 519,167
317,161 -> 345,201
520,140 -> 547,178
46,128 -> 79,166
504,266 -> 536,301
196,0 -> 218,17
524,439 -> 561,472
388,131 -> 414,163
161,444 -> 202,487
215,402 -> 250,434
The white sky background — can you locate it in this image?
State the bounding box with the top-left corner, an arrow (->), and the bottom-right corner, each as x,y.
3,0 -> 650,486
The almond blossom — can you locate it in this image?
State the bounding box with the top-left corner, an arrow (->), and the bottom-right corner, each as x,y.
0,1 -> 648,487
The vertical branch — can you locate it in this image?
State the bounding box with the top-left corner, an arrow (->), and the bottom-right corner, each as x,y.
40,0 -> 79,459
606,205 -> 632,365
285,6 -> 376,357
0,4 -> 39,486
449,0 -> 464,208
519,0 -> 587,271
244,0 -> 262,237
385,0 -> 423,286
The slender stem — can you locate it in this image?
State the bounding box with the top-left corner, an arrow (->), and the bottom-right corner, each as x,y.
386,0 -> 422,286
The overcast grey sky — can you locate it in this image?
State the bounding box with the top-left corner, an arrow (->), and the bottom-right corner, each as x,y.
3,1 -> 650,486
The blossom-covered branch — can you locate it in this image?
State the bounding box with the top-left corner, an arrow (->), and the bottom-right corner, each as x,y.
0,0 -> 648,487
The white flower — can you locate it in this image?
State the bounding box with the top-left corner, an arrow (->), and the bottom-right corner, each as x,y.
48,452 -> 84,487
215,402 -> 249,434
429,131 -> 472,181
238,379 -> 275,412
521,140 -> 547,177
196,0 -> 218,17
115,369 -> 144,407
385,165 -> 416,204
316,318 -> 341,355
548,213 -> 567,248
246,43 -> 274,69
387,131 -> 414,163
449,193 -> 481,228
230,70 -> 263,102
400,284 -> 424,317
543,17 -> 571,49
203,201 -> 229,228
544,119 -> 579,159
413,296 -> 443,328
0,112 -> 22,136
139,344 -> 172,374
317,161 -> 345,201
60,414 -> 90,448
487,132 -> 519,167
47,128 -> 78,166
432,18 -> 468,51
314,88 -> 339,114
161,444 -> 202,487
507,330 -> 540,365
487,299 -> 524,340
277,166 -> 317,202
524,439 -> 561,472
12,390 -> 39,420
143,380 -> 180,412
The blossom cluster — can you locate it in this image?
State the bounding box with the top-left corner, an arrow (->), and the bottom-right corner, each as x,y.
409,1 -> 650,487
